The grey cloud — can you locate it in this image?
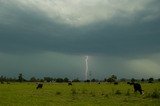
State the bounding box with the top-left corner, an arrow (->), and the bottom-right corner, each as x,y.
0,0 -> 160,57
1,0 -> 160,79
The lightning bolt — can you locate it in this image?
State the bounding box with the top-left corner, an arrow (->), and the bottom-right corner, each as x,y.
85,56 -> 89,80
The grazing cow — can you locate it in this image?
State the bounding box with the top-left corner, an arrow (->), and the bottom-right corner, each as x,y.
127,82 -> 143,94
36,84 -> 43,89
68,82 -> 72,86
114,82 -> 118,85
127,82 -> 134,85
127,82 -> 130,84
148,81 -> 153,83
132,83 -> 143,94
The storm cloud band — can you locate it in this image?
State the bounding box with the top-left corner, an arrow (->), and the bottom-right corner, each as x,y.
0,0 -> 160,79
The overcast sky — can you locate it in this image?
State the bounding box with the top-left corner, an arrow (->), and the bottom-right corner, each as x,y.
0,0 -> 160,80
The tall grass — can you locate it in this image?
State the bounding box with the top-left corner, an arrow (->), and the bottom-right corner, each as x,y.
0,82 -> 160,106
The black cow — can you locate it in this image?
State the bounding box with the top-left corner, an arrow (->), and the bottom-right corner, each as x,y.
133,83 -> 143,94
127,82 -> 134,85
68,82 -> 72,86
114,82 -> 118,85
127,82 -> 130,84
36,84 -> 43,89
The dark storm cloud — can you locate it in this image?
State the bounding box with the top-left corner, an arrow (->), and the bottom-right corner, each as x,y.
0,0 -> 160,57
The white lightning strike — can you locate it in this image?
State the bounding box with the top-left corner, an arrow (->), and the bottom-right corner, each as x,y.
85,56 -> 89,80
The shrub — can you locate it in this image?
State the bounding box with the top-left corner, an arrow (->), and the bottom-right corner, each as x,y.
71,88 -> 77,95
126,89 -> 130,96
82,89 -> 87,94
55,91 -> 61,95
115,90 -> 121,95
105,94 -> 109,98
90,91 -> 95,97
145,89 -> 160,99
150,89 -> 160,98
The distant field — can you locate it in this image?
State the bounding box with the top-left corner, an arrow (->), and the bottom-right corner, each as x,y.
0,82 -> 160,106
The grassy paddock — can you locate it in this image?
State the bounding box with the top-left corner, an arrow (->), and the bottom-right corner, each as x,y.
0,82 -> 160,106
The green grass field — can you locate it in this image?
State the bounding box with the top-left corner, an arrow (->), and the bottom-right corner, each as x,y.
0,82 -> 160,106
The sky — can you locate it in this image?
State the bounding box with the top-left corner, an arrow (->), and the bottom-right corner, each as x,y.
0,0 -> 160,80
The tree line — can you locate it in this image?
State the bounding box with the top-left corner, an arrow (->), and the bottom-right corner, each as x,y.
1,73 -> 160,83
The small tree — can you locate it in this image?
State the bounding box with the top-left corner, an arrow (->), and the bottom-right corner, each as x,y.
30,77 -> 37,82
104,78 -> 107,82
120,78 -> 126,82
107,77 -> 114,83
91,78 -> 96,82
63,77 -> 69,82
72,78 -> 80,82
148,78 -> 154,83
44,77 -> 53,82
18,73 -> 24,82
141,78 -> 145,82
56,78 -> 64,83
107,75 -> 117,83
131,78 -> 136,83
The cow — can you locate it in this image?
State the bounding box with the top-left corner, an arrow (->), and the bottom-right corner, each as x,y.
133,83 -> 143,94
127,82 -> 134,85
36,83 -> 43,89
114,82 -> 118,85
129,82 -> 143,94
127,82 -> 144,94
68,82 -> 72,86
127,82 -> 130,84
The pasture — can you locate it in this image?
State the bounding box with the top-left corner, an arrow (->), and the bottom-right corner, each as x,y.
0,82 -> 160,106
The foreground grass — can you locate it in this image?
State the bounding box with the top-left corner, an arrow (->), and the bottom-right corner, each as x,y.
0,82 -> 160,106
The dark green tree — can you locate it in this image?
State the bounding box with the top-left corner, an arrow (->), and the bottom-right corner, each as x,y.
63,77 -> 69,82
131,78 -> 136,83
56,78 -> 64,82
44,77 -> 53,82
91,78 -> 96,82
148,78 -> 154,83
141,78 -> 145,82
72,78 -> 80,82
18,73 -> 24,82
120,78 -> 126,82
30,77 -> 37,82
107,75 -> 117,83
111,75 -> 117,80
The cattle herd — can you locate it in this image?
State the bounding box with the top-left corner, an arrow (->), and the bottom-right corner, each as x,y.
1,80 -> 144,94
36,81 -> 144,95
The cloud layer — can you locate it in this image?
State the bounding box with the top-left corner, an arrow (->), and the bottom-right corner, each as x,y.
0,0 -> 160,79
0,0 -> 160,56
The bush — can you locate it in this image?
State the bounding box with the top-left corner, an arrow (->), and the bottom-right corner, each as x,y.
90,91 -> 95,97
126,89 -> 130,96
105,94 -> 109,98
55,91 -> 61,95
115,90 -> 121,95
150,90 -> 160,98
145,89 -> 160,99
82,89 -> 87,94
71,88 -> 77,95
